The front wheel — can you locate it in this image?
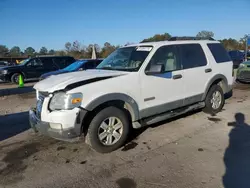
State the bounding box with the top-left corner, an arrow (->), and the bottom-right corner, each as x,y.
86,106 -> 130,153
203,85 -> 225,115
11,73 -> 21,84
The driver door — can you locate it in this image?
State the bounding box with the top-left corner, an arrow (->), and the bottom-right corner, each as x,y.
140,45 -> 185,118
25,58 -> 45,79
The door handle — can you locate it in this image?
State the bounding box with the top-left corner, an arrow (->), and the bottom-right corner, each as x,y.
172,74 -> 182,80
205,68 -> 212,73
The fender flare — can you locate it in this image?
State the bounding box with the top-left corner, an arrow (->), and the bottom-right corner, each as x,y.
85,93 -> 140,122
202,74 -> 229,100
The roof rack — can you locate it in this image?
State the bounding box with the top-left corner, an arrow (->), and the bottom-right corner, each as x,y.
168,36 -> 215,41
35,55 -> 56,57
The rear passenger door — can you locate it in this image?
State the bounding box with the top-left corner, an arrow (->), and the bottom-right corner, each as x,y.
179,44 -> 211,106
41,58 -> 58,73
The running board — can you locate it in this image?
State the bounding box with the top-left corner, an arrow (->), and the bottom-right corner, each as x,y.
141,102 -> 205,126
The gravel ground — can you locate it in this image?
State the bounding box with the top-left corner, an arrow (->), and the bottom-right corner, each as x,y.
0,83 -> 250,188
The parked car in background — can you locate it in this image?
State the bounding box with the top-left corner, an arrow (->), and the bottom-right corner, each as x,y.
236,60 -> 250,83
0,61 -> 8,67
40,59 -> 103,80
243,51 -> 250,61
228,50 -> 244,69
0,56 -> 75,83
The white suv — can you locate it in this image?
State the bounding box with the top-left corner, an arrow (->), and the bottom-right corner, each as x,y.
29,37 -> 233,153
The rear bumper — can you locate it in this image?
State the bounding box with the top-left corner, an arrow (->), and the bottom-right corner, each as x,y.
29,108 -> 84,141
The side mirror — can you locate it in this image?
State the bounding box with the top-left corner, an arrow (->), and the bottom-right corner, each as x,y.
145,64 -> 164,75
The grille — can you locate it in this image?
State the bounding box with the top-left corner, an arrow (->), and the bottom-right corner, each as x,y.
36,92 -> 45,119
239,71 -> 250,79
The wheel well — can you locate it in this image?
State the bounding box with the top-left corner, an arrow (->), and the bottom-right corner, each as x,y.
211,78 -> 227,94
10,72 -> 25,80
81,100 -> 133,136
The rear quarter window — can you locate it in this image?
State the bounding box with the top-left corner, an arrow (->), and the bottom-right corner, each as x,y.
207,43 -> 231,63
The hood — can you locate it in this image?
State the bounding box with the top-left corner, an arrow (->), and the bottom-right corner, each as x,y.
41,69 -> 68,79
242,61 -> 250,65
34,69 -> 129,93
0,64 -> 23,70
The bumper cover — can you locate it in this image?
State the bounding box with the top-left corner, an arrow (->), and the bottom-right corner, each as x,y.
0,74 -> 9,82
237,70 -> 250,82
29,108 -> 83,141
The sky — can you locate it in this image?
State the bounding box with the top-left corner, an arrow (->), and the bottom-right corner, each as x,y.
0,0 -> 250,51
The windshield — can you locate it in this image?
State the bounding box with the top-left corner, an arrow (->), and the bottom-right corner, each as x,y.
63,60 -> 86,71
19,59 -> 30,65
96,46 -> 152,72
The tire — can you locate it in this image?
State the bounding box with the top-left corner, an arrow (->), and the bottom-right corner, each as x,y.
203,84 -> 225,115
11,73 -> 22,84
86,106 -> 130,153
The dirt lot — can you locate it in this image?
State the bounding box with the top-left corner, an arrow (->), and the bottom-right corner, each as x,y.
0,83 -> 250,188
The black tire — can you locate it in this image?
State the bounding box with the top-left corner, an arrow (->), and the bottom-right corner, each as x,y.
203,84 -> 225,115
11,73 -> 21,84
86,106 -> 130,153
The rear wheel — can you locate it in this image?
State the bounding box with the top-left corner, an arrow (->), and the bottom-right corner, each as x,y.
11,73 -> 22,84
86,106 -> 130,153
203,85 -> 224,115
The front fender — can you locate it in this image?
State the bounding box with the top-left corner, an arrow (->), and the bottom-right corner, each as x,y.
85,93 -> 140,121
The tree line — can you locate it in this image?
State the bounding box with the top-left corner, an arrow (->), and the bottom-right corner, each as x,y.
0,41 -> 119,59
0,30 -> 249,59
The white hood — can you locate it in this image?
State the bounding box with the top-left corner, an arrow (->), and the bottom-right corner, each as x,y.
34,69 -> 128,93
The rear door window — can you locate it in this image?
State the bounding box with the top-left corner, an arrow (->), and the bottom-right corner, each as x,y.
179,44 -> 207,69
207,43 -> 231,63
83,61 -> 96,69
41,58 -> 57,69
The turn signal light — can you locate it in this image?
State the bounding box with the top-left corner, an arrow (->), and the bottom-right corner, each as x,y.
71,98 -> 82,104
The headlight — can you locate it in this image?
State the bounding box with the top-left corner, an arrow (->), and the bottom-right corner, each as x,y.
239,63 -> 246,68
0,70 -> 8,74
49,92 -> 83,111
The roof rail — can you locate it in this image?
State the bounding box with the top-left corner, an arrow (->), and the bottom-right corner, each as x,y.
35,55 -> 56,57
168,36 -> 215,41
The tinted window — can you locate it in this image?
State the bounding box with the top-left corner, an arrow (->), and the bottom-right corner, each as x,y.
83,61 -> 96,69
53,57 -> 75,69
146,45 -> 181,72
179,44 -> 207,69
95,60 -> 102,66
26,58 -> 43,67
41,58 -> 57,69
207,43 -> 231,63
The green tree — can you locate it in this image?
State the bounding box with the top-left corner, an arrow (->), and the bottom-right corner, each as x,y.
0,45 -> 9,57
141,33 -> 172,43
65,42 -> 72,53
10,46 -> 21,56
24,47 -> 36,56
100,42 -> 117,58
219,38 -> 240,50
196,30 -> 214,38
39,47 -> 48,55
55,50 -> 66,56
48,49 -> 55,55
